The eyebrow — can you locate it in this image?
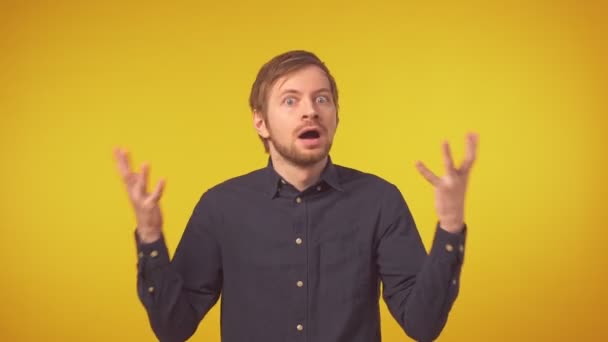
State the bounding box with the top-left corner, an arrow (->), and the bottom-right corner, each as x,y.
279,88 -> 332,97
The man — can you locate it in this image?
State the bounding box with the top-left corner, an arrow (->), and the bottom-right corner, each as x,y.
114,50 -> 478,342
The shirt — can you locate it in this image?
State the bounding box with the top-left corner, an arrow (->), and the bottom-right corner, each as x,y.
135,157 -> 466,342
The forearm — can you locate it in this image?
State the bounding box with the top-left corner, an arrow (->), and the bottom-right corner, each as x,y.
136,232 -> 218,342
391,224 -> 466,342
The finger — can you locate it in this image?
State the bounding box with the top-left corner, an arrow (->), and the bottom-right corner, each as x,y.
442,140 -> 456,174
149,178 -> 166,202
141,162 -> 150,193
460,132 -> 479,172
114,147 -> 132,181
415,161 -> 441,186
132,168 -> 146,201
124,173 -> 138,188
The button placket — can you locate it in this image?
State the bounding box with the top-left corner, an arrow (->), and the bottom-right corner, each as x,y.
291,193 -> 307,340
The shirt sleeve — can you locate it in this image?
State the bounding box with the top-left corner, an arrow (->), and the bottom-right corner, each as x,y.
135,191 -> 223,342
376,184 -> 466,342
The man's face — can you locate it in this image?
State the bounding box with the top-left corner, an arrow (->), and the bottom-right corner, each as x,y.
254,65 -> 338,167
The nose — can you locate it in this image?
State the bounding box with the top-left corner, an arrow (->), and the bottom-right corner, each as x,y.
301,98 -> 319,120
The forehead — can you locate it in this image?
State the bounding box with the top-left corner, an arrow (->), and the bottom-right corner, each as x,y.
270,65 -> 330,96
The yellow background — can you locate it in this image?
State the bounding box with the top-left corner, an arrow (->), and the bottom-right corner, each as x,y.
1,0 -> 606,341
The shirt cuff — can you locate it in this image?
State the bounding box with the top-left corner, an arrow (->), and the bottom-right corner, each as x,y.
135,230 -> 170,277
429,222 -> 467,265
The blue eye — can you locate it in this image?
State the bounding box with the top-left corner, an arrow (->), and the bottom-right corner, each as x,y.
316,96 -> 328,104
284,97 -> 295,106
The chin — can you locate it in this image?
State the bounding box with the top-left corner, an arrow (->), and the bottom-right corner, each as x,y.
295,147 -> 331,165
270,138 -> 332,167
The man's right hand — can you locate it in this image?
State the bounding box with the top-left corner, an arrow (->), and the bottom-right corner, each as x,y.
114,147 -> 166,244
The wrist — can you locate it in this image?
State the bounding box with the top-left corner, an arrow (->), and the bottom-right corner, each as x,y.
439,220 -> 465,233
137,229 -> 161,244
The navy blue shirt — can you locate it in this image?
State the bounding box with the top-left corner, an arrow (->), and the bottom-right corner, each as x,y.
135,157 -> 466,342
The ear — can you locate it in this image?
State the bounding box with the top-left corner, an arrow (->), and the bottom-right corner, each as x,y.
253,110 -> 270,139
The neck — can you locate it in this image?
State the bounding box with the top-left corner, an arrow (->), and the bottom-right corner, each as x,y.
269,153 -> 328,192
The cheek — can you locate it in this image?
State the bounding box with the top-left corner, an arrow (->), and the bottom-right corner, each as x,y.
326,113 -> 339,131
328,125 -> 338,138
267,118 -> 294,139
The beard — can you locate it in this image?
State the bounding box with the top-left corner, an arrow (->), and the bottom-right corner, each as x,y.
268,127 -> 333,167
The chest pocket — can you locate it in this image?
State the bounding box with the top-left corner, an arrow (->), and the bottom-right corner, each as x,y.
320,224 -> 365,264
318,224 -> 372,302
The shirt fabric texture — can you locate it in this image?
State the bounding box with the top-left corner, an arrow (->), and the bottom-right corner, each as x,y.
135,157 -> 466,342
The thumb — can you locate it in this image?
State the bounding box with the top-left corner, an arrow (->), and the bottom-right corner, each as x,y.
149,178 -> 166,202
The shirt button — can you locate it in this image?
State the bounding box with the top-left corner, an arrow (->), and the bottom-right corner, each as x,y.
295,237 -> 303,245
296,324 -> 304,331
316,185 -> 322,191
452,279 -> 457,285
148,286 -> 155,293
297,281 -> 304,287
281,179 -> 287,184
445,244 -> 454,252
150,250 -> 159,258
138,252 -> 144,259
459,244 -> 464,253
295,197 -> 302,204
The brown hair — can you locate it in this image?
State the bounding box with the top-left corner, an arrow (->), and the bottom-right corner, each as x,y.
249,50 -> 339,152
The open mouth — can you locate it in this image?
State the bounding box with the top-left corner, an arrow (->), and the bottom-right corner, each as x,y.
298,128 -> 321,140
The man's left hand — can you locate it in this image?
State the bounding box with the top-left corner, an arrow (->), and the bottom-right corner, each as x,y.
415,133 -> 479,234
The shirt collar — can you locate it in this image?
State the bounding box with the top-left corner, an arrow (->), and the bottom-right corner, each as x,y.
264,156 -> 344,198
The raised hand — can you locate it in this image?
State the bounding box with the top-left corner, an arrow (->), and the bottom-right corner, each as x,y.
415,133 -> 479,233
113,147 -> 166,243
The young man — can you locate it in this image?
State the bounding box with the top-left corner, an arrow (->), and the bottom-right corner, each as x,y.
114,50 -> 478,342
